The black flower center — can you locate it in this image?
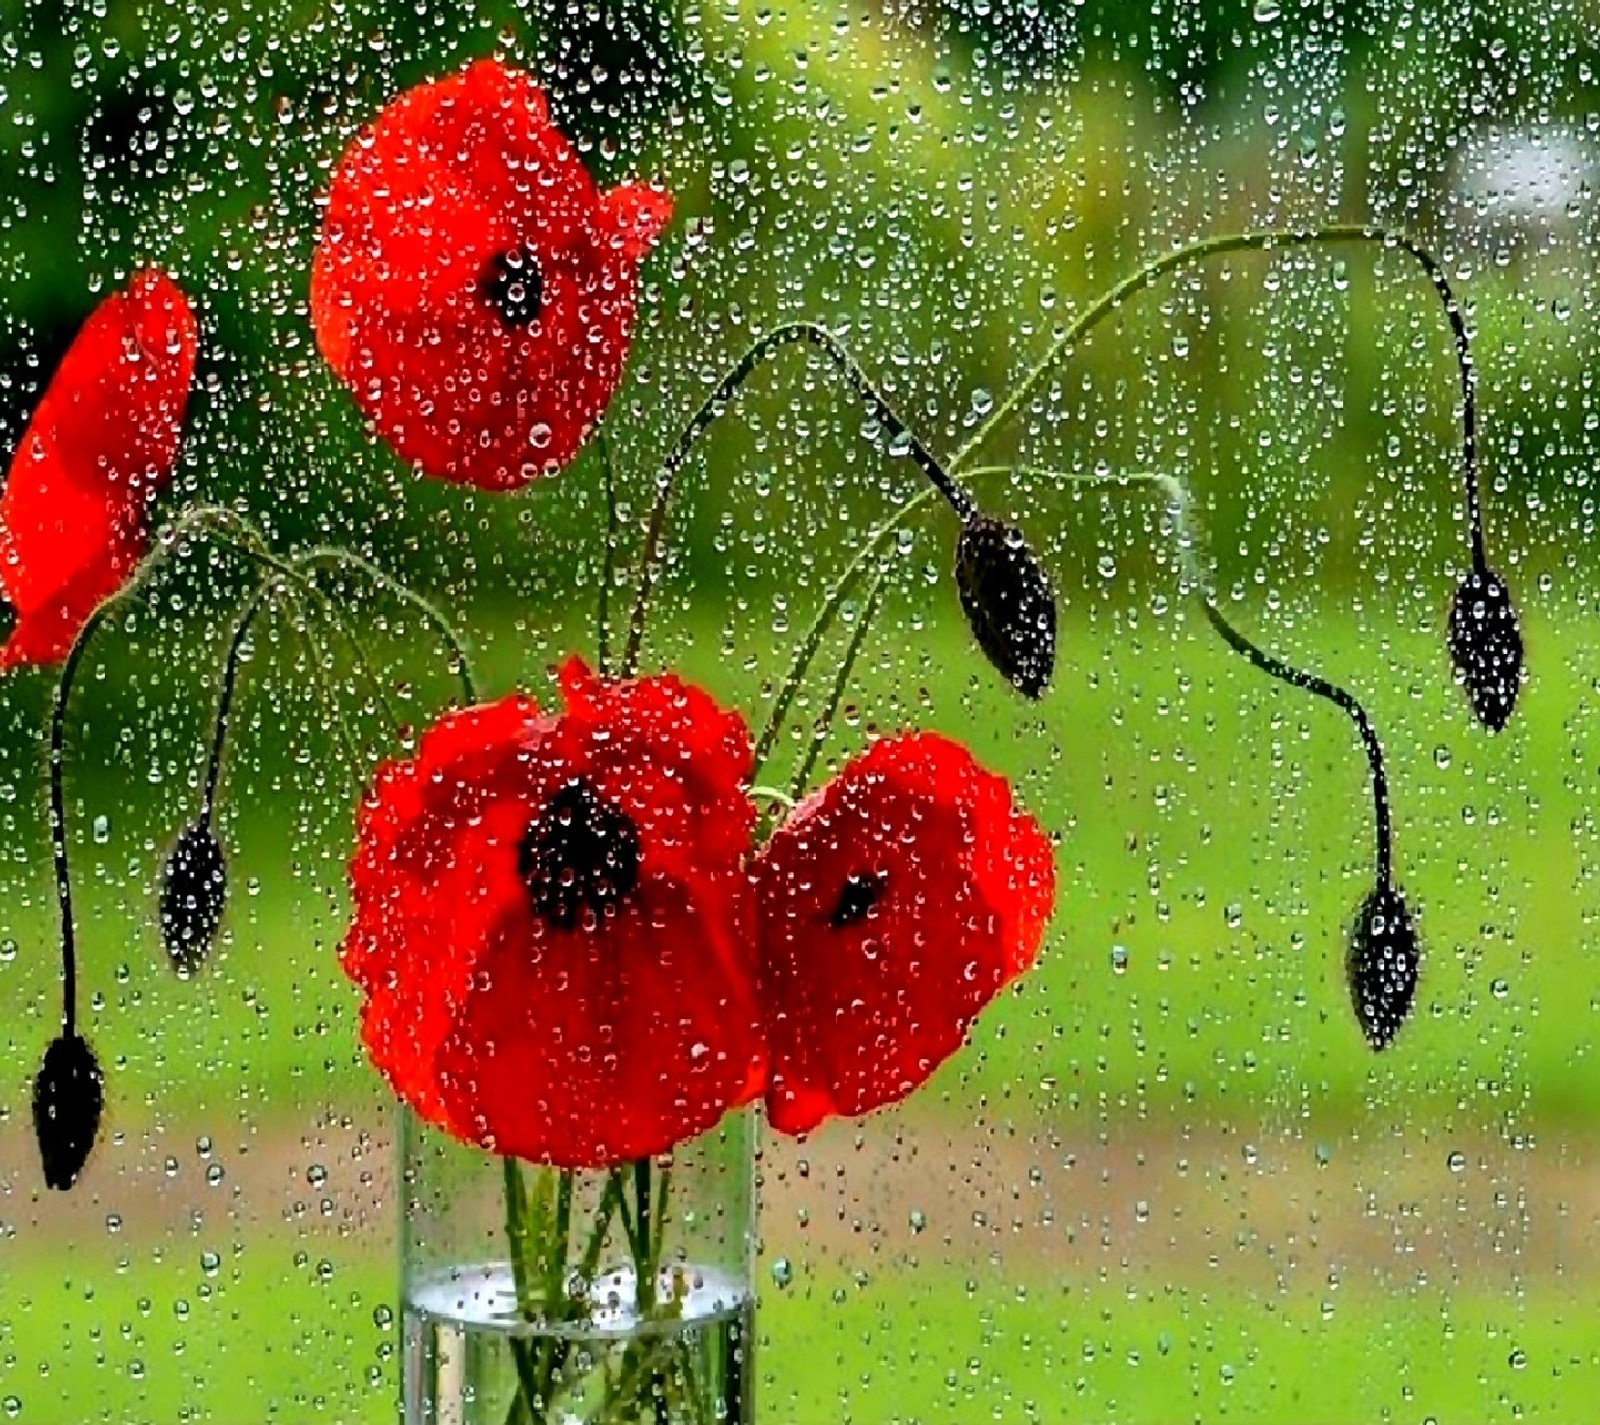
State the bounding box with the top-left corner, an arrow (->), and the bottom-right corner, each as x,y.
0,594 -> 16,647
519,779 -> 640,930
829,870 -> 888,928
482,246 -> 544,328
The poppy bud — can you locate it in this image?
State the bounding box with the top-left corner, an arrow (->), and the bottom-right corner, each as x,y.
159,821 -> 228,975
1347,882 -> 1420,1051
954,515 -> 1056,700
33,1032 -> 104,1190
1447,569 -> 1523,732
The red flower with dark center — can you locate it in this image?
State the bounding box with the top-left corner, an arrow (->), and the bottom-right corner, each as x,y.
753,733 -> 1055,1136
310,59 -> 672,491
340,657 -> 764,1168
0,269 -> 197,669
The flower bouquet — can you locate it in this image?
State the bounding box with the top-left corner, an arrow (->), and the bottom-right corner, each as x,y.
11,54 -> 1523,1425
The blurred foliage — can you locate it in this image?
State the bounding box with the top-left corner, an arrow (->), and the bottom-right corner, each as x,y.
4,6 -> 1598,1421
0,0 -> 1595,623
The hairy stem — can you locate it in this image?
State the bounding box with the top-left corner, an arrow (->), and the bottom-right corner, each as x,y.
953,224 -> 1486,572
1200,598 -> 1393,884
596,431 -> 619,677
751,465 -> 1167,780
787,557 -> 893,802
622,321 -> 973,674
201,578 -> 286,824
47,504 -> 275,1035
293,546 -> 479,704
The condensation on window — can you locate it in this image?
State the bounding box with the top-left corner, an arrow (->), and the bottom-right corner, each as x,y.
0,2 -> 1593,1421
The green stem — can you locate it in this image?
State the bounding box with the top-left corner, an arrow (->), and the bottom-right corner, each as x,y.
646,1165 -> 672,1291
293,546 -> 479,704
47,503 -> 274,1037
621,321 -> 973,676
294,577 -> 404,732
1044,465 -> 1395,891
579,1172 -> 625,1284
299,611 -> 368,775
548,1173 -> 574,1304
750,465 -> 1170,780
502,1159 -> 548,1421
200,533 -> 471,736
951,223 -> 1487,572
597,431 -> 619,677
198,576 -> 325,829
786,557 -> 893,803
633,1159 -> 653,1316
1200,596 -> 1393,884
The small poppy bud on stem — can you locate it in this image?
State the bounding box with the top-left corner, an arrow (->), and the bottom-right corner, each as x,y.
33,1032 -> 104,1190
1347,882 -> 1420,1051
1448,569 -> 1523,732
955,515 -> 1057,700
160,820 -> 228,976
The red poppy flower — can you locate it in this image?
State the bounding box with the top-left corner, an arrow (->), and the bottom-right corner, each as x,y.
0,269 -> 197,670
309,59 -> 672,491
340,657 -> 764,1168
754,733 -> 1055,1136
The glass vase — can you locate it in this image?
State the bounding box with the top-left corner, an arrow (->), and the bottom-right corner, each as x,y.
401,1107 -> 756,1425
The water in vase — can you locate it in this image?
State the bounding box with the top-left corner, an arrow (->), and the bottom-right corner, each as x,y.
404,1263 -> 753,1425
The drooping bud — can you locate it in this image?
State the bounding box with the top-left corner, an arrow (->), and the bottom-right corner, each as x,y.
33,1032 -> 104,1191
1346,882 -> 1420,1051
159,820 -> 228,975
954,515 -> 1056,700
1447,569 -> 1523,732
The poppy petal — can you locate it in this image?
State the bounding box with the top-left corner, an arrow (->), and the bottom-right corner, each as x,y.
754,732 -> 1055,1136
0,268 -> 197,671
340,663 -> 762,1168
435,877 -> 762,1167
311,58 -> 670,490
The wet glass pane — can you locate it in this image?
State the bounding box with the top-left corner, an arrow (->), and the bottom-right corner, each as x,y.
1,2 -> 1594,1420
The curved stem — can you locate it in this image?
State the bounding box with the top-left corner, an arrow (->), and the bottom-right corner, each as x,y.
596,431 -> 619,677
47,503 -> 274,1035
201,578 -> 283,824
954,224 -> 1486,573
622,321 -> 973,675
787,556 -> 893,802
304,584 -> 403,732
48,505 -> 475,1047
1199,597 -> 1393,885
198,533 -> 443,731
294,547 -> 479,704
298,607 -> 368,777
1136,466 -> 1395,883
751,465 -> 1171,778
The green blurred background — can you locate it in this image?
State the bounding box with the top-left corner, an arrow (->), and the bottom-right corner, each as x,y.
2,0 -> 1599,1420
